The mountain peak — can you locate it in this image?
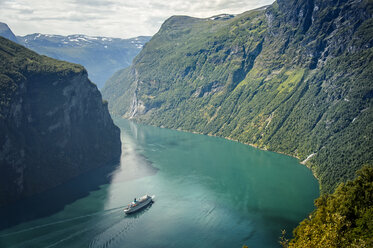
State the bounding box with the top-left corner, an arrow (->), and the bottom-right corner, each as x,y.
161,15 -> 204,30
0,22 -> 18,43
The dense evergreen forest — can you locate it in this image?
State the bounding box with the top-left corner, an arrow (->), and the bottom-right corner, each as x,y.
283,166 -> 373,247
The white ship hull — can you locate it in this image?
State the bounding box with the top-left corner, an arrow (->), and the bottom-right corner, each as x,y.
124,195 -> 154,214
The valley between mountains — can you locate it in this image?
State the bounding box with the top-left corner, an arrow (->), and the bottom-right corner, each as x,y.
0,0 -> 372,247
103,0 -> 373,194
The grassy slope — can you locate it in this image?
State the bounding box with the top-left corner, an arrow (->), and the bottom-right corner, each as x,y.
102,0 -> 373,193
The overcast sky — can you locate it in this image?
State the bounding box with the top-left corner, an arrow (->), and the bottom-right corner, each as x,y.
0,0 -> 274,39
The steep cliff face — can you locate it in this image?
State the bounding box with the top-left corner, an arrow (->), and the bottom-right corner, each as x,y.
0,37 -> 121,206
103,0 -> 373,193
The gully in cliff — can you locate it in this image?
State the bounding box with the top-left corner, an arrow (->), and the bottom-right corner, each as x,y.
123,195 -> 155,214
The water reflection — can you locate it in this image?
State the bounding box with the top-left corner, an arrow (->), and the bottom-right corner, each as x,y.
0,160 -> 120,230
107,120 -> 158,185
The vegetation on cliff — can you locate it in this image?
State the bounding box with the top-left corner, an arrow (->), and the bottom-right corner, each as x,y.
282,166 -> 373,248
103,0 -> 373,194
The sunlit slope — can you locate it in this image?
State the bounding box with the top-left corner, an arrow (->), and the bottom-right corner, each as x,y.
102,0 -> 373,193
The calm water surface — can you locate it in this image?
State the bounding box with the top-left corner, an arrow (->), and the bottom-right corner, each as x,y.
0,119 -> 319,248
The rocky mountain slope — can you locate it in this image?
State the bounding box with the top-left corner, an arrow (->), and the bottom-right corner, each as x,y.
102,0 -> 373,193
0,37 -> 121,206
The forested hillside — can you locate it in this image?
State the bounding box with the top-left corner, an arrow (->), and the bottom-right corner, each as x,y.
102,0 -> 373,193
284,166 -> 373,247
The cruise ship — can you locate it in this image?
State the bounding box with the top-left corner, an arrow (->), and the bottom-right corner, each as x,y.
123,195 -> 154,214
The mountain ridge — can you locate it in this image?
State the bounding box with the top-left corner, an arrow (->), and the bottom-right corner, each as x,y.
16,33 -> 151,88
0,22 -> 151,89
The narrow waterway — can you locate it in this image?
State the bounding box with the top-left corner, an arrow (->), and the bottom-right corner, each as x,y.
0,119 -> 319,248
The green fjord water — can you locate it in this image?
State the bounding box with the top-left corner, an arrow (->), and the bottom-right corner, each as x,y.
0,119 -> 319,248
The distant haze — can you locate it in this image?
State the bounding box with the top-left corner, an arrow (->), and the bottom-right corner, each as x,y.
0,0 -> 274,38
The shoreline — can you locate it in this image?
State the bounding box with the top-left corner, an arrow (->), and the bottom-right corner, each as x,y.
121,116 -> 321,189
190,130 -> 321,185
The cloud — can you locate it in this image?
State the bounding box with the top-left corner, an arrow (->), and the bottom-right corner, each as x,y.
0,0 -> 274,38
72,0 -> 116,6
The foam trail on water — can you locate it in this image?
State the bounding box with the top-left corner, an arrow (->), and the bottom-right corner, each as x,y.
44,227 -> 92,248
0,206 -> 125,237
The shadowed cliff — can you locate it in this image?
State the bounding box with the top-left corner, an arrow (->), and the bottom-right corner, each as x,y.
0,37 -> 121,206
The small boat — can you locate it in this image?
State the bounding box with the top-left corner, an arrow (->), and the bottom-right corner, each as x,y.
123,194 -> 155,214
